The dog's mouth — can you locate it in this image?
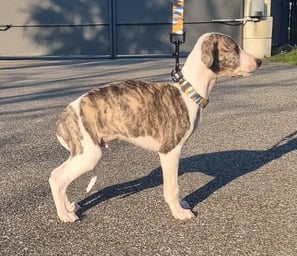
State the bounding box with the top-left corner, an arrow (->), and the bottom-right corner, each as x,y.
240,72 -> 253,77
226,71 -> 253,78
237,67 -> 260,77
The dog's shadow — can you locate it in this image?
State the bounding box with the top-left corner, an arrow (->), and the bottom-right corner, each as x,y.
77,131 -> 297,217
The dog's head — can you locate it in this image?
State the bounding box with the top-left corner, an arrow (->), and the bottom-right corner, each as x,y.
200,33 -> 261,77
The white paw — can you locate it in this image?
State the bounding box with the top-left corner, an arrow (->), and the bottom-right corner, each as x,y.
58,211 -> 79,223
172,208 -> 195,220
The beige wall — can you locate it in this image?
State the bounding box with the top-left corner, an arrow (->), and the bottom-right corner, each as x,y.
0,1 -> 44,56
1,1 -> 64,56
243,0 -> 273,58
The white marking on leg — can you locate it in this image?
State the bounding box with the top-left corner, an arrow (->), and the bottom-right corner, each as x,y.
49,145 -> 102,222
159,147 -> 194,220
49,160 -> 79,222
50,100 -> 102,222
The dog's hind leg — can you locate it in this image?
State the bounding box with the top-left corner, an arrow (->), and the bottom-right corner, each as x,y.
49,143 -> 102,223
159,147 -> 195,220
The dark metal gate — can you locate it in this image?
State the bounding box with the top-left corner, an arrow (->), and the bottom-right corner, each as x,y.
0,0 -> 243,58
271,0 -> 297,47
114,0 -> 243,58
271,0 -> 289,47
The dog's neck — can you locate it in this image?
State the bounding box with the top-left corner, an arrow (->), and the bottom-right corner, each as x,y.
182,42 -> 217,100
181,67 -> 216,101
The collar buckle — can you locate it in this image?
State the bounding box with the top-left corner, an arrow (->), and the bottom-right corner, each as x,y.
171,70 -> 184,83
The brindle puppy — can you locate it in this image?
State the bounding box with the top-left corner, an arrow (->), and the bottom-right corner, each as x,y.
49,33 -> 262,223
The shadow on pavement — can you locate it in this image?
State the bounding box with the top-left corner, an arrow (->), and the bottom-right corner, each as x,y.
77,131 -> 297,219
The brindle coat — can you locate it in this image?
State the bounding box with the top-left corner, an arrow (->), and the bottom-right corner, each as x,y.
49,33 -> 261,223
78,80 -> 190,154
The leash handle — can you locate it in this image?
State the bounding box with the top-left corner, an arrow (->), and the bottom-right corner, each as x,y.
171,0 -> 186,82
172,0 -> 184,34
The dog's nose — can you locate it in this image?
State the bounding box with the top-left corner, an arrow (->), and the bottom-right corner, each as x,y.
256,58 -> 262,68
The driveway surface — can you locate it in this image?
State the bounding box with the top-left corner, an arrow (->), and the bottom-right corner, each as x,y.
0,59 -> 296,256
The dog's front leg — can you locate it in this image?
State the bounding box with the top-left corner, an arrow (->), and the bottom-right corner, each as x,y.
159,147 -> 195,220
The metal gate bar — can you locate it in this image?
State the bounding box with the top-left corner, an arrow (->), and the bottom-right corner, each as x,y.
289,0 -> 297,44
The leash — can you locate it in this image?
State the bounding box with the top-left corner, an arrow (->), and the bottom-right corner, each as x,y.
169,1 -> 209,108
170,0 -> 186,82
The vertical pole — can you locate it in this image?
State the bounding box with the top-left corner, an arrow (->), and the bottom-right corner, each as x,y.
109,0 -> 116,58
288,1 -> 292,44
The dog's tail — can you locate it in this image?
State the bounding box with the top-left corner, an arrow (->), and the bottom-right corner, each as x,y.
86,175 -> 98,193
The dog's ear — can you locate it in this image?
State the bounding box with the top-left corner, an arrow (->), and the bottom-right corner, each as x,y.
201,36 -> 220,73
220,36 -> 239,53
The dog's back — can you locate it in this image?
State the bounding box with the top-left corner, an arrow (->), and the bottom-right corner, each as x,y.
58,80 -> 190,155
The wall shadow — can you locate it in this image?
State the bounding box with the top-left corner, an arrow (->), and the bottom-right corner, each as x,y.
24,0 -> 110,56
24,0 -> 173,57
24,0 -> 243,57
77,131 -> 297,218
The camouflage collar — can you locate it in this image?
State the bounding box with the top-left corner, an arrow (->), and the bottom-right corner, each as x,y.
173,71 -> 209,108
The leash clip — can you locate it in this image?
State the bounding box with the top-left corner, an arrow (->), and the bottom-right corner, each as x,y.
171,70 -> 184,83
170,32 -> 186,82
170,32 -> 186,44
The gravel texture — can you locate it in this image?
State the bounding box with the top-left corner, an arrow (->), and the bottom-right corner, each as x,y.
0,59 -> 296,255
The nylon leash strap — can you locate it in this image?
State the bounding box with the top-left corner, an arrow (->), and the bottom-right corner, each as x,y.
170,0 -> 186,82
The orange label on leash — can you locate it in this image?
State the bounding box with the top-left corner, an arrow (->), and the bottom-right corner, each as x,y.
172,0 -> 184,34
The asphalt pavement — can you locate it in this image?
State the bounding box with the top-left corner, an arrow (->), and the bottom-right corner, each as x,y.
0,58 -> 297,256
